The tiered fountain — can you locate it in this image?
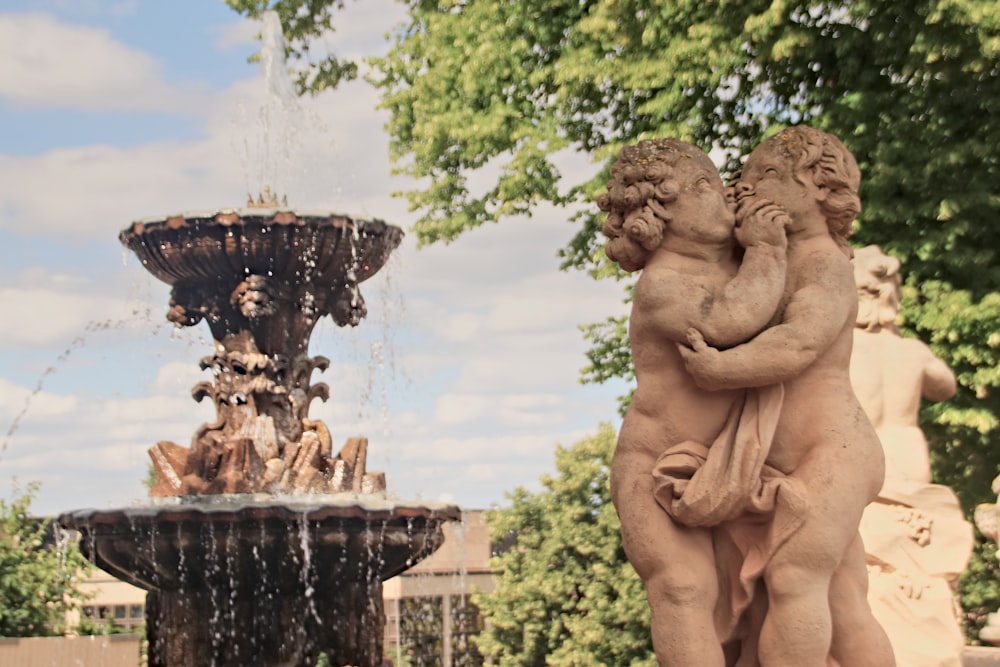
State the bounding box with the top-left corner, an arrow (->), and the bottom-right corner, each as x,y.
58,14 -> 460,667
60,196 -> 460,667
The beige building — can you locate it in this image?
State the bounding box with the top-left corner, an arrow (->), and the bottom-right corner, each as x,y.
383,510 -> 494,665
72,509 -> 494,665
75,570 -> 146,631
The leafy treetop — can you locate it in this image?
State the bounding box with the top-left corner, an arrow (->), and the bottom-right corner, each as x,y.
475,424 -> 655,666
0,481 -> 92,637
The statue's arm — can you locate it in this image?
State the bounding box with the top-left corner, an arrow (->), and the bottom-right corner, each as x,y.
920,345 -> 957,402
679,254 -> 852,390
698,242 -> 787,347
633,269 -> 714,344
636,250 -> 785,349
698,200 -> 789,347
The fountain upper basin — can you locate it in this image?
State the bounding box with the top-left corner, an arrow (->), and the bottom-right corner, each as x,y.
121,209 -> 403,289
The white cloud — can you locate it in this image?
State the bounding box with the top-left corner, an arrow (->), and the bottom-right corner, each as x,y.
0,13 -> 209,113
434,394 -> 491,425
212,16 -> 260,52
49,1 -> 138,18
0,141 -> 243,238
149,360 -> 208,395
0,76 -> 410,239
374,425 -> 622,509
0,375 -> 212,512
433,312 -> 484,343
0,285 -> 141,347
0,377 -> 78,422
499,393 -> 565,427
0,287 -> 92,346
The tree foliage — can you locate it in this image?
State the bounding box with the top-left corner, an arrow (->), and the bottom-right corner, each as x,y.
474,425 -> 654,666
0,481 -> 91,637
227,0 -> 1000,639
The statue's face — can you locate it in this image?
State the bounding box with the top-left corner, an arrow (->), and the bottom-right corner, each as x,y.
667,164 -> 736,245
853,246 -> 901,329
737,139 -> 823,233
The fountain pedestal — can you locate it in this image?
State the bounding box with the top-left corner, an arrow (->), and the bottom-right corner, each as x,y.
121,210 -> 405,498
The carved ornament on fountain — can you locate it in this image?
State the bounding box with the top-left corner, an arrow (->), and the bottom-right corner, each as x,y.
121,207 -> 403,498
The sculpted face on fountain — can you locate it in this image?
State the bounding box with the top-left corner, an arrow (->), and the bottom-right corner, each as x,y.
120,206 -> 403,497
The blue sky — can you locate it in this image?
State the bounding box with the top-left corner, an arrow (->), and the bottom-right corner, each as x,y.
0,0 -> 629,515
1,0 -> 246,153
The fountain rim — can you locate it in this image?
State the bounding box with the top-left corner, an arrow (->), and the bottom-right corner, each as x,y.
58,494 -> 462,527
120,208 -> 401,242
57,495 -> 462,593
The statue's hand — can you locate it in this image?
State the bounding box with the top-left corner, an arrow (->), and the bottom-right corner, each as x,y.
735,197 -> 789,249
678,328 -> 726,390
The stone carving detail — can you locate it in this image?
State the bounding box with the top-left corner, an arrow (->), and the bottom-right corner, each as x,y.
850,244 -> 972,667
121,211 -> 403,497
892,505 -> 933,547
231,274 -> 279,318
603,128 -> 895,666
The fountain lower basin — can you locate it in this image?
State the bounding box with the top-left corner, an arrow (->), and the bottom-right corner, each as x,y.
60,496 -> 461,667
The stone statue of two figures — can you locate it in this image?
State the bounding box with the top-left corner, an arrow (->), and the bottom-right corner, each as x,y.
600,127 -> 967,667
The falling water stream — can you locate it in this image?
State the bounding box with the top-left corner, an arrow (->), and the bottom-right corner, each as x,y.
0,308 -> 173,462
233,11 -> 327,208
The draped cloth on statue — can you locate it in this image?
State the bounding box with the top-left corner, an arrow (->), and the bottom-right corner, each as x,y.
651,384 -> 809,657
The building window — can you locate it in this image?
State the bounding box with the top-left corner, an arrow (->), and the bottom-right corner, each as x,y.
449,596 -> 484,667
398,597 -> 443,665
81,603 -> 145,630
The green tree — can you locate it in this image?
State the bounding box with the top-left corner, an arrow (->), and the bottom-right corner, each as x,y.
0,481 -> 92,637
227,0 -> 1000,636
474,424 -> 654,666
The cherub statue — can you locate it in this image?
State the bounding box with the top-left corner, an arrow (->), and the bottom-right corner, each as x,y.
600,137 -> 791,665
676,126 -> 895,666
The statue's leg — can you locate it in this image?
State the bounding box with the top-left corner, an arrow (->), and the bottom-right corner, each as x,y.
612,448 -> 725,667
758,444 -> 879,667
760,559 -> 836,667
829,534 -> 896,667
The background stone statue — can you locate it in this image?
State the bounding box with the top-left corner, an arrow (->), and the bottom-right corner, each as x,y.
851,244 -> 973,667
975,477 -> 1000,645
850,245 -> 959,483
